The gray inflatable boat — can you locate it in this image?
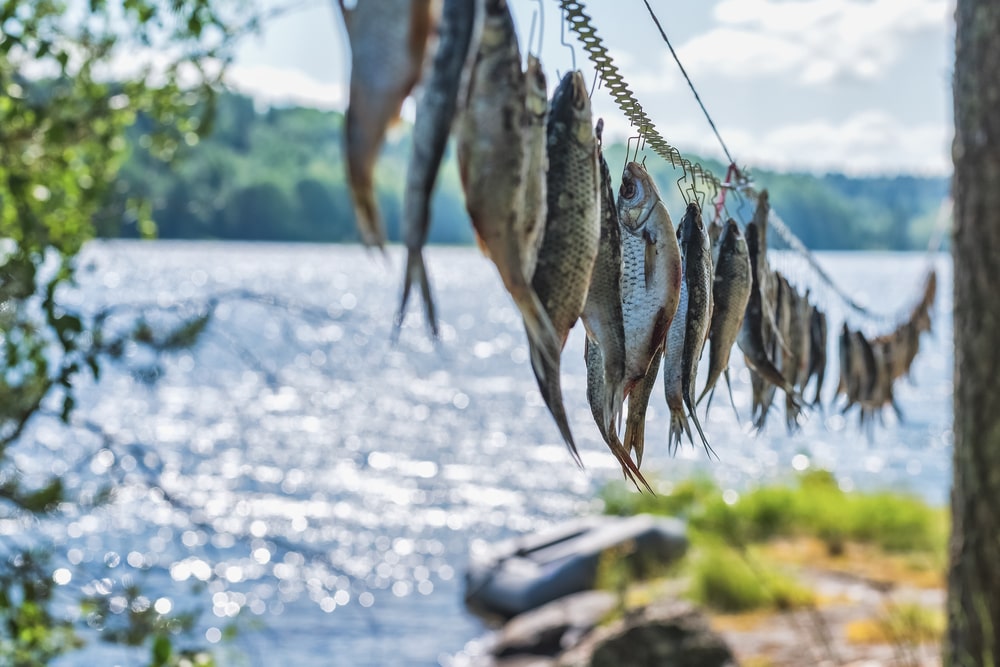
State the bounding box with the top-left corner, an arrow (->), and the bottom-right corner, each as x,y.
464,514 -> 687,619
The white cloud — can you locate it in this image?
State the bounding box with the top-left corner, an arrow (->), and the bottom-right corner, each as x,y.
722,111 -> 951,175
678,0 -> 951,85
224,64 -> 346,110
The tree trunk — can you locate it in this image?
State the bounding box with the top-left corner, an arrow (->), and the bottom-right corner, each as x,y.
947,2 -> 1000,665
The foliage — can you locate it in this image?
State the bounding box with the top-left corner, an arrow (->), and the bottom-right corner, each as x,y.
100,91 -> 948,250
1,0 -> 257,663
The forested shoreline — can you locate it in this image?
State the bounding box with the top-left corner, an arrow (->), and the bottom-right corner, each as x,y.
105,92 -> 949,250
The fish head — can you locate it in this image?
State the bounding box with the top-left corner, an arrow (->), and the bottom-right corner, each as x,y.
524,55 -> 548,118
550,70 -> 593,145
617,161 -> 660,234
720,218 -> 747,259
480,0 -> 513,47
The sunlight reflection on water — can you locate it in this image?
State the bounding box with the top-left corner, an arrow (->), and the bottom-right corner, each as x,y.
27,242 -> 952,667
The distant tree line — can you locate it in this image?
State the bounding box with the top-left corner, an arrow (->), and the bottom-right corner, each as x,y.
106,92 -> 949,251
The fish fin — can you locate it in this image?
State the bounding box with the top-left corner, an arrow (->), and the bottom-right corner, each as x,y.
394,249 -> 439,340
528,340 -> 581,468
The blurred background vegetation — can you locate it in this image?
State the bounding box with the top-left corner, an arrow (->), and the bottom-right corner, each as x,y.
106,90 -> 949,250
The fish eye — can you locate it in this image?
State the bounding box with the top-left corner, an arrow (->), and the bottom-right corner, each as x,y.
620,181 -> 637,199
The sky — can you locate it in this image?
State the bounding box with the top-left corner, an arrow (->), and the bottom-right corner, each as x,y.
230,0 -> 955,176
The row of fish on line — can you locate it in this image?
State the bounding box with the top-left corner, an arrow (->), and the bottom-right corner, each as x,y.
336,0 -> 936,491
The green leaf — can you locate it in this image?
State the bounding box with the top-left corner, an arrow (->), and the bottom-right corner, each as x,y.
152,634 -> 172,666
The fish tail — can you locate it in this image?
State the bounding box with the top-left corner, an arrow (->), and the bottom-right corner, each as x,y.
723,368 -> 741,423
528,342 -> 581,468
623,404 -> 646,469
685,391 -> 717,460
695,367 -> 719,406
606,429 -> 653,494
603,376 -> 624,448
394,248 -> 439,339
668,408 -> 687,457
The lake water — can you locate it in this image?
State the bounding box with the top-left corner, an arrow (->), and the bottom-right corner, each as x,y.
12,241 -> 951,666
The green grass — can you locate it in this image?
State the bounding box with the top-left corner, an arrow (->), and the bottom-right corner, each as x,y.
684,541 -> 815,613
601,469 -> 947,557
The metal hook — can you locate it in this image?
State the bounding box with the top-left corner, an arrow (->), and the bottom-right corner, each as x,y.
625,135 -> 639,170
676,161 -> 690,205
560,6 -> 577,72
589,68 -> 600,98
527,0 -> 544,59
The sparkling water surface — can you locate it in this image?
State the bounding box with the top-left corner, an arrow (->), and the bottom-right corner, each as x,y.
12,241 -> 950,666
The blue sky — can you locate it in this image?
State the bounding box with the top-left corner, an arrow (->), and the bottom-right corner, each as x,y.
231,0 -> 954,176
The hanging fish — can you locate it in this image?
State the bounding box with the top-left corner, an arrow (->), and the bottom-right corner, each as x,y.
617,161 -> 682,395
528,69 -> 601,465
806,306 -> 828,406
737,222 -> 799,408
338,0 -> 434,249
521,54 -> 549,281
580,119 -> 627,439
457,0 -> 562,387
617,162 -> 682,461
835,322 -> 852,405
396,0 -> 481,336
698,218 -> 751,414
677,203 -> 715,456
663,266 -> 689,454
777,273 -> 804,432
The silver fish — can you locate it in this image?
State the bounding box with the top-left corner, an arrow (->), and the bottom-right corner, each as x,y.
617,162 -> 682,395
529,69 -> 600,465
457,0 -> 562,384
663,265 -> 689,454
737,222 -> 799,403
806,306 -> 828,406
521,54 -> 548,280
617,162 -> 682,461
698,218 -> 751,412
580,119 -> 626,438
396,0 -> 481,336
339,0 -> 433,249
677,203 -> 715,456
698,218 -> 753,418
